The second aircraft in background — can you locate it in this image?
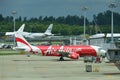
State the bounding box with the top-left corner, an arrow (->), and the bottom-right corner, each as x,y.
5,24 -> 55,38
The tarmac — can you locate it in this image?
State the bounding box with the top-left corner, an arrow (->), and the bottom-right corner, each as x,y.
0,55 -> 120,80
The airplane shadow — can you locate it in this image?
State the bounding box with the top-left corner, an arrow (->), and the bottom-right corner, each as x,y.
12,59 -> 79,62
103,73 -> 120,75
52,59 -> 78,62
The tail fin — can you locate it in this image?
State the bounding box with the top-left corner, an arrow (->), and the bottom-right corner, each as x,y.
44,24 -> 53,34
17,24 -> 25,33
14,32 -> 41,54
15,32 -> 32,48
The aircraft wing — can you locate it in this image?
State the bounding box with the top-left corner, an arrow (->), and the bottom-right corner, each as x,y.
58,51 -> 79,59
58,51 -> 69,56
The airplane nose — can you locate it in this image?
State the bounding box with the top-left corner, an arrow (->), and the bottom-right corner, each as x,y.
100,49 -> 106,56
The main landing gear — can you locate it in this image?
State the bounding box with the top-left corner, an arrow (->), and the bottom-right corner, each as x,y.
59,56 -> 64,61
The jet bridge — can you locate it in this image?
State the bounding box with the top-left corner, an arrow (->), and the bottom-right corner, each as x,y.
107,49 -> 120,62
106,41 -> 120,70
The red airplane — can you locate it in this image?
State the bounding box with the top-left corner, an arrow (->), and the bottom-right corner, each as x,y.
13,32 -> 106,61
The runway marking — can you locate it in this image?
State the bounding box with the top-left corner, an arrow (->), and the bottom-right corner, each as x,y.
108,75 -> 113,78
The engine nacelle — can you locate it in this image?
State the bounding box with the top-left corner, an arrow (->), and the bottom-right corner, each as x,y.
68,53 -> 79,59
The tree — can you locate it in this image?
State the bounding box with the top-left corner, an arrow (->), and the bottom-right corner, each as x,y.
56,16 -> 65,24
23,17 -> 27,22
0,14 -> 4,21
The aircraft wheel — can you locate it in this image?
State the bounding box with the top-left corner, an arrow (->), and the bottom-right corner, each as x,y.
59,56 -> 64,61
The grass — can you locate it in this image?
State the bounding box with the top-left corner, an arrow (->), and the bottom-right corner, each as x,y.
0,49 -> 23,55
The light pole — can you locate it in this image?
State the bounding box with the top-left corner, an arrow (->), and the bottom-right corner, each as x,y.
82,6 -> 88,39
108,3 -> 116,43
12,11 -> 17,46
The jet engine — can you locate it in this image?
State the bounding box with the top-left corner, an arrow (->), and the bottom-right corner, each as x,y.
68,53 -> 79,59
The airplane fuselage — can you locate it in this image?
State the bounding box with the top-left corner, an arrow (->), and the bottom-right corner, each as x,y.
36,46 -> 96,56
14,31 -> 106,60
30,45 -> 105,59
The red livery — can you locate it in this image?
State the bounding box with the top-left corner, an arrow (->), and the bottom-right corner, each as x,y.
13,32 -> 106,60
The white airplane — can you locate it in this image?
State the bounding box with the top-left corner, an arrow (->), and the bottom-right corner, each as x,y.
5,24 -> 25,36
5,24 -> 54,38
90,33 -> 120,39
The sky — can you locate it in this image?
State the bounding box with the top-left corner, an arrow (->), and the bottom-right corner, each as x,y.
0,0 -> 120,21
